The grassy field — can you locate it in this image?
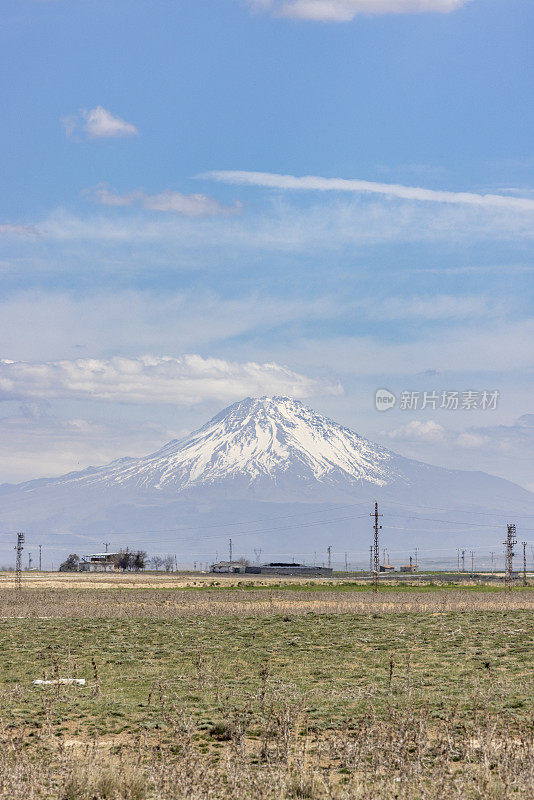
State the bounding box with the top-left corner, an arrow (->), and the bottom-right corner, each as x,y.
0,576 -> 532,799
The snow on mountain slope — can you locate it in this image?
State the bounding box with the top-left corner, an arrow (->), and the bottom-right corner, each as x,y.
26,396 -> 404,492
1,396 -> 533,561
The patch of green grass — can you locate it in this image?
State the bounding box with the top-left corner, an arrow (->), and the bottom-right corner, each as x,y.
0,610 -> 532,737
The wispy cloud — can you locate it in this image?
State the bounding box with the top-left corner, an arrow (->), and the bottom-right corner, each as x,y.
0,355 -> 342,405
244,319 -> 534,376
0,403 -> 184,484
0,222 -> 38,237
202,170 -> 534,211
375,294 -> 506,320
248,1 -> 471,22
15,191 -> 534,255
0,290 -> 345,361
63,106 -> 138,139
84,184 -> 241,217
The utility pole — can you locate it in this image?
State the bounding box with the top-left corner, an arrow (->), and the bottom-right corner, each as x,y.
369,546 -> 373,573
314,551 -> 317,567
415,547 -> 418,569
15,532 -> 24,589
503,524 -> 517,590
39,544 -> 42,571
522,541 -> 527,586
103,542 -> 110,553
461,549 -> 466,573
229,538 -> 233,563
28,552 -> 32,570
490,551 -> 495,576
327,546 -> 332,570
457,548 -> 460,572
344,552 -> 348,571
470,550 -> 474,577
254,548 -> 262,565
370,502 -> 383,592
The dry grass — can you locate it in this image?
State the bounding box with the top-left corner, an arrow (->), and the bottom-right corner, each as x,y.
0,572 -> 342,590
0,580 -> 532,798
0,584 -> 532,619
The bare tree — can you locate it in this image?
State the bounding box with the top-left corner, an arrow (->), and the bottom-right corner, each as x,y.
163,554 -> 175,572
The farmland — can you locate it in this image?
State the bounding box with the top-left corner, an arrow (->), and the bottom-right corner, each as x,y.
0,575 -> 532,799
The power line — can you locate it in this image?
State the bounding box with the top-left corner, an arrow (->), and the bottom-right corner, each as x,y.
504,524 -> 517,590
5,500 -> 534,546
15,532 -> 24,589
371,501 -> 382,592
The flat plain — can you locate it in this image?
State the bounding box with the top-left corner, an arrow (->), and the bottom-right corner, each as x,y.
0,573 -> 532,799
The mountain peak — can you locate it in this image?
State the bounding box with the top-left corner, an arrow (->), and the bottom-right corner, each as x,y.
81,394 -> 399,492
3,396 -> 534,555
211,395 -> 307,420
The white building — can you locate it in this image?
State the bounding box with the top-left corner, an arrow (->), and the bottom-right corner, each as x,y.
79,552 -> 119,572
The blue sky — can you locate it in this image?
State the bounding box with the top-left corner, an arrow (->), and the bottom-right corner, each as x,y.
0,0 -> 533,487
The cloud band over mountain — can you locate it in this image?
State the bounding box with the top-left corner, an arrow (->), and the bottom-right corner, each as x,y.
0,355 -> 342,405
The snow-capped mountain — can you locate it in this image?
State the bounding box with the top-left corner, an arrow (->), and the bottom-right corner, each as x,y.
34,396 -> 404,493
1,396 -> 532,563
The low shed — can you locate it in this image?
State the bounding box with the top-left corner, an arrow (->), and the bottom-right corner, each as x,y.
210,561 -> 246,574
249,562 -> 333,577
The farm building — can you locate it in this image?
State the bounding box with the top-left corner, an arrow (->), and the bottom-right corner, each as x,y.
379,564 -> 395,573
247,562 -> 333,577
79,553 -> 119,572
210,561 -> 247,574
399,563 -> 419,573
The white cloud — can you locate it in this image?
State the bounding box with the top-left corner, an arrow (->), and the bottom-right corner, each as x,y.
0,355 -> 342,405
0,222 -> 38,236
378,415 -> 534,489
63,106 -> 138,139
387,419 -> 447,443
388,421 -> 491,449
455,431 -> 490,448
248,0 -> 469,21
85,184 -> 241,218
202,170 -> 534,212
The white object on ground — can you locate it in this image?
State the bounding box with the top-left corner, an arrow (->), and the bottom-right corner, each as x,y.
33,678 -> 86,686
